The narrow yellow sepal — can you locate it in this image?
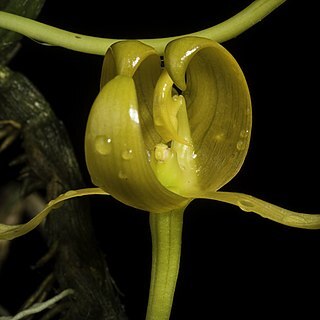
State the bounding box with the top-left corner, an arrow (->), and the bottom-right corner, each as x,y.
197,190 -> 320,230
0,188 -> 108,240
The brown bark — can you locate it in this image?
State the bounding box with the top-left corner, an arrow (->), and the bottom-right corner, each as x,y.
0,65 -> 127,320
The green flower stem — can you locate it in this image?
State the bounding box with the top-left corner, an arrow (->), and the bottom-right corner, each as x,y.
0,0 -> 286,55
147,208 -> 185,320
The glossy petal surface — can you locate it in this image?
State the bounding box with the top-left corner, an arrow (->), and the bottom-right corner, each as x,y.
85,74 -> 189,212
85,36 -> 252,211
0,188 -> 107,240
165,36 -> 252,193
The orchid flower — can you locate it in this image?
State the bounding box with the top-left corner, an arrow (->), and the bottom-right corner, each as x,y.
1,35 -> 319,320
0,1 -> 317,319
84,36 -> 320,231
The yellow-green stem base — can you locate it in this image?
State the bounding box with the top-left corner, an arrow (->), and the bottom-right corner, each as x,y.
146,208 -> 185,320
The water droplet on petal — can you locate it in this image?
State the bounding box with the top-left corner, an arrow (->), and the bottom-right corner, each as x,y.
122,149 -> 133,160
236,140 -> 246,151
282,214 -> 308,226
214,133 -> 225,141
48,200 -> 54,207
95,135 -> 112,155
240,129 -> 250,138
65,190 -> 77,197
118,171 -> 127,180
237,199 -> 255,212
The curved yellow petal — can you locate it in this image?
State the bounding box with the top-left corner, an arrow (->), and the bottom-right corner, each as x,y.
0,188 -> 107,240
85,75 -> 190,213
101,40 -> 162,151
100,40 -> 159,87
199,190 -> 320,229
164,36 -> 252,192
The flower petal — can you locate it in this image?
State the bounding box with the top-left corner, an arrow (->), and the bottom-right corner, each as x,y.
100,40 -> 159,86
0,188 -> 107,240
199,190 -> 320,229
165,36 -> 252,192
101,40 -> 163,152
85,75 -> 190,212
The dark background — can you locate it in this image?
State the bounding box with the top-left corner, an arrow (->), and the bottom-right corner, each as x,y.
2,1 -> 319,319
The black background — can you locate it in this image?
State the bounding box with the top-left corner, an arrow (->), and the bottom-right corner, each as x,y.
1,1 -> 319,319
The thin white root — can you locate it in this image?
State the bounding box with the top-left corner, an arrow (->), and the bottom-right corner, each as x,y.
0,289 -> 74,320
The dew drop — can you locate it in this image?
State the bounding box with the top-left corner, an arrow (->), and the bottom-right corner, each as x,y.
65,190 -> 77,197
214,133 -> 225,141
122,149 -> 133,160
118,171 -> 127,179
95,135 -> 112,155
282,215 -> 308,226
236,140 -> 246,151
48,200 -> 54,207
240,129 -> 249,138
237,199 -> 255,212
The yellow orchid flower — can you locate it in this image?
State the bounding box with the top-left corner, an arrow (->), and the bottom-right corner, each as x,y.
1,36 -> 320,320
84,36 -> 320,230
84,37 -> 320,319
86,36 -> 253,210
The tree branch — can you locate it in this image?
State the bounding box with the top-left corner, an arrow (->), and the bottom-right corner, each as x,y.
0,65 -> 127,320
